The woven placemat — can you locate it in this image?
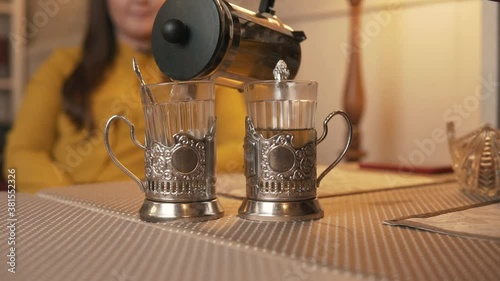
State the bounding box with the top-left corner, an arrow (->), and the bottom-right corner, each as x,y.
217,163 -> 455,198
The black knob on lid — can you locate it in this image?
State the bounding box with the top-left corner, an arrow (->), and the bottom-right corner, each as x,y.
152,0 -> 224,81
162,19 -> 188,44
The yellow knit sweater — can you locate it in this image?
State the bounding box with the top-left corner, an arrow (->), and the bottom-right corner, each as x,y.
4,43 -> 246,193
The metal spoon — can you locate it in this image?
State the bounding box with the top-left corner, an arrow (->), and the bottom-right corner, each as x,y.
132,57 -> 155,104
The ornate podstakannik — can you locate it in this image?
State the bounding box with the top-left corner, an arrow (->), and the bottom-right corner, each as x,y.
244,117 -> 318,201
144,127 -> 216,202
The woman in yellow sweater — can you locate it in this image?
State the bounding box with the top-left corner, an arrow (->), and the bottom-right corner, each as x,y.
4,0 -> 246,193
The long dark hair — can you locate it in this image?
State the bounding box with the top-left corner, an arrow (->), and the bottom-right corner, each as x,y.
62,0 -> 116,130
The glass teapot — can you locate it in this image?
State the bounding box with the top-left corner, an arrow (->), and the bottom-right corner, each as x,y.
447,122 -> 500,196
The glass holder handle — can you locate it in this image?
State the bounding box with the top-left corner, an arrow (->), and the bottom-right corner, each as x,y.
317,111 -> 353,186
104,115 -> 146,191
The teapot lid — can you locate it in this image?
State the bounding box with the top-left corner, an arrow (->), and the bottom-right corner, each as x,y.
151,0 -> 227,81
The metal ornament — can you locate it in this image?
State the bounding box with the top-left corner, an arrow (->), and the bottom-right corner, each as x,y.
447,122 -> 500,196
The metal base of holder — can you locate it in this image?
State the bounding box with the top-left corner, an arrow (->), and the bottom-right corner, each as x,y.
238,198 -> 324,222
139,198 -> 224,223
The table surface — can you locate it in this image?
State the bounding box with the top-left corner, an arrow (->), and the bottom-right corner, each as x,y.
1,169 -> 499,281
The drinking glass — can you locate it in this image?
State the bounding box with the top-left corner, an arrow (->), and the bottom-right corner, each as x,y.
239,80 -> 353,221
104,81 -> 224,222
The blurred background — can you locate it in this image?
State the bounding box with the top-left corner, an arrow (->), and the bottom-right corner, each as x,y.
0,0 -> 498,170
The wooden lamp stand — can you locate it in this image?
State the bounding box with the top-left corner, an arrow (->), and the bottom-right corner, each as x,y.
343,0 -> 366,161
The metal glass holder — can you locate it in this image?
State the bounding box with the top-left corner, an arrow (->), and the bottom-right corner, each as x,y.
104,115 -> 224,223
238,117 -> 324,221
238,111 -> 352,222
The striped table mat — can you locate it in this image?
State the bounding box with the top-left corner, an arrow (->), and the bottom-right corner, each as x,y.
37,180 -> 500,281
1,193 -> 354,281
